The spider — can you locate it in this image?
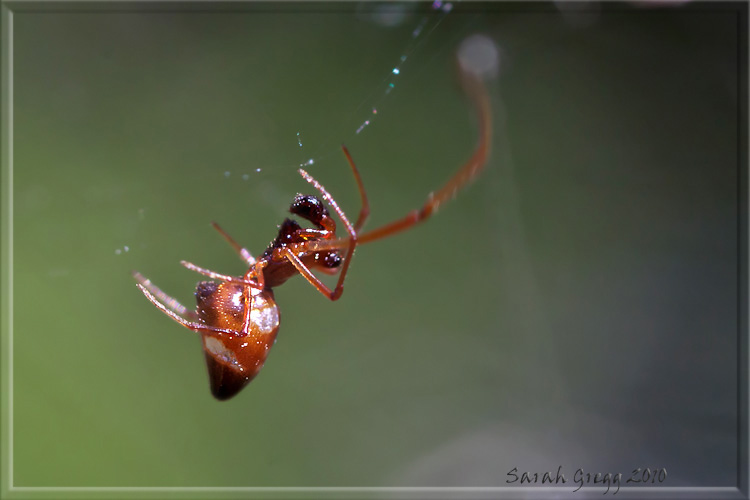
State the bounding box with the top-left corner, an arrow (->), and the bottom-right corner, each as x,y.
133,63 -> 492,400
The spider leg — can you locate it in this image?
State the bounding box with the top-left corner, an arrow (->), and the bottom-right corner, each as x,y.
297,168 -> 356,236
340,145 -> 370,232
135,282 -> 246,338
356,63 -> 492,245
280,247 -> 343,300
133,271 -> 198,321
292,237 -> 350,254
239,260 -> 269,334
248,259 -> 267,290
293,169 -> 358,301
180,260 -> 263,289
211,221 -> 256,266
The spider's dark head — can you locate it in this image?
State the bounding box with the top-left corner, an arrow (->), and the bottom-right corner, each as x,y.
290,194 -> 332,230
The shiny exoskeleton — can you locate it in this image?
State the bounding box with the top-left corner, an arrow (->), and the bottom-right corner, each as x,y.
133,61 -> 492,400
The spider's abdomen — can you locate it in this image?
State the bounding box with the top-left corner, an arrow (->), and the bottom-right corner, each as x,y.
195,281 -> 280,400
196,281 -> 244,329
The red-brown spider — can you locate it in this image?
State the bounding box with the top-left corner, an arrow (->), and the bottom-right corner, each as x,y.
133,62 -> 492,400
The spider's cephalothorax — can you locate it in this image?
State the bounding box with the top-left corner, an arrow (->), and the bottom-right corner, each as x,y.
260,194 -> 343,288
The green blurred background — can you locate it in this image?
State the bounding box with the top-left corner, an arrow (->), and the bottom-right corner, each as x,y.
6,1 -> 742,493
